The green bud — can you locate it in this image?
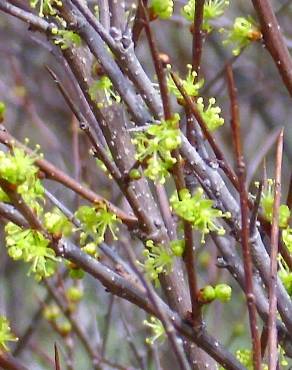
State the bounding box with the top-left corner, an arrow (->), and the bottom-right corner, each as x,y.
43,304 -> 60,321
200,285 -> 216,302
69,268 -> 85,280
170,240 -> 185,257
58,321 -> 72,336
82,243 -> 97,256
129,169 -> 142,180
66,286 -> 84,302
215,284 -> 232,302
0,101 -> 6,122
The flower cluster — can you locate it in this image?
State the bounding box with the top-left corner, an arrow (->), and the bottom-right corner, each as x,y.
222,17 -> 262,56
198,283 -> 232,303
29,0 -> 62,17
197,97 -> 224,132
235,349 -> 268,370
44,208 -> 73,237
282,227 -> 292,253
258,179 -> 290,228
150,0 -> 173,20
53,29 -> 82,50
132,114 -> 181,184
143,316 -> 165,345
182,0 -> 229,32
167,64 -> 204,100
0,147 -> 61,280
0,316 -> 18,351
43,303 -> 72,336
279,252 -> 292,296
141,240 -> 173,286
75,204 -> 121,248
5,223 -> 58,281
0,147 -> 44,212
170,188 -> 230,243
89,76 -> 121,108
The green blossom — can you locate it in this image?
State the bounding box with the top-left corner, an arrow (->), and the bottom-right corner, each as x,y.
279,253 -> 292,296
0,316 -> 18,351
0,147 -> 45,213
54,30 -> 82,50
236,349 -> 267,370
44,208 -> 73,237
167,64 -> 204,99
182,0 -> 229,32
132,114 -> 181,184
279,269 -> 292,296
170,188 -> 230,243
89,76 -> 121,108
143,316 -> 165,345
141,240 -> 173,286
0,148 -> 38,185
258,179 -> 290,228
75,204 -> 121,245
222,16 -> 262,56
170,239 -> 185,257
197,97 -> 224,131
282,227 -> 292,253
150,0 -> 173,19
5,223 -> 58,281
29,0 -> 62,17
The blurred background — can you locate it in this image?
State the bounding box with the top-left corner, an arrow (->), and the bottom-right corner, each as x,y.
0,0 -> 291,369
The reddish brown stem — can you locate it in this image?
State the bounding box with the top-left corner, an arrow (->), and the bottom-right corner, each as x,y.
139,0 -> 171,119
139,2 -> 200,320
0,128 -> 137,227
171,71 -> 238,189
226,65 -> 262,370
192,0 -> 205,75
0,353 -> 28,370
268,129 -> 284,370
251,0 -> 292,96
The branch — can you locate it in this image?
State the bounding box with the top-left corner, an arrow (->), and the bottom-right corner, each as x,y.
192,0 -> 205,75
0,0 -> 54,33
226,65 -> 262,370
0,127 -> 137,227
0,353 -> 29,370
268,129 -> 284,369
251,0 -> 292,96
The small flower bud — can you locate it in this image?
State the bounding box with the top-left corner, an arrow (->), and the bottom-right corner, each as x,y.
198,285 -> 216,303
215,284 -> 232,302
66,286 -> 84,302
129,169 -> 142,180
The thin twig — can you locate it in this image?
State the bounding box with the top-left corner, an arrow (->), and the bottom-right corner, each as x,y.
170,71 -> 238,190
139,2 -> 200,321
268,129 -> 284,370
0,352 -> 29,370
192,0 -> 205,75
0,127 -> 136,226
251,0 -> 292,96
226,65 -> 262,370
122,243 -> 190,370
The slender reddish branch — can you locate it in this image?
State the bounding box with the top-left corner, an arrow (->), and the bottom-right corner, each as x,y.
251,0 -> 292,96
139,3 -> 200,320
171,71 -> 238,189
0,128 -> 137,227
226,65 -> 262,370
268,129 -> 284,370
192,0 -> 205,75
139,0 -> 171,120
0,353 -> 29,370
